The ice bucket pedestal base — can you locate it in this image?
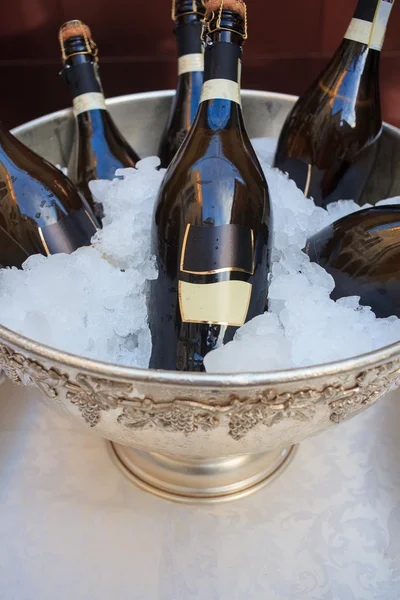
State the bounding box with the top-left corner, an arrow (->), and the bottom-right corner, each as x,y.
109,443 -> 297,504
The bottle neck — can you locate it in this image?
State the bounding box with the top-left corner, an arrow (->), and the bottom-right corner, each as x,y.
175,13 -> 204,77
61,37 -> 106,118
197,27 -> 244,130
344,0 -> 395,51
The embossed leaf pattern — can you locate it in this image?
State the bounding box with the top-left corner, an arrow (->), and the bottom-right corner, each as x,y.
118,388 -> 341,440
0,343 -> 399,438
118,399 -> 219,434
329,363 -> 400,424
226,388 -> 340,440
65,374 -> 133,427
0,344 -> 66,398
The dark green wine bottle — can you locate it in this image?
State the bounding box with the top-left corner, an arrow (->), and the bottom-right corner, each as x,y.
274,0 -> 395,209
149,0 -> 272,371
59,20 -> 140,218
0,121 -> 98,268
304,205 -> 400,318
158,0 -> 205,168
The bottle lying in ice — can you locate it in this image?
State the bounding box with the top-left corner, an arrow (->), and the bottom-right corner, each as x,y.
304,205 -> 400,318
59,20 -> 140,217
274,0 -> 396,209
148,0 -> 272,371
0,120 -> 99,269
158,0 -> 205,168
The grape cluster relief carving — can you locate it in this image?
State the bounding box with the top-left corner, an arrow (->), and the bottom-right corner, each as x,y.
0,344 -> 399,439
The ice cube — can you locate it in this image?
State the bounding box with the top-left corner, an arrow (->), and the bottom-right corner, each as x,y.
0,144 -> 399,374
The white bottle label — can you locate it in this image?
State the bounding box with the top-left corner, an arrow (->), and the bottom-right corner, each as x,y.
344,0 -> 394,50
73,92 -> 107,117
179,280 -> 251,326
370,0 -> 394,50
344,18 -> 373,45
178,223 -> 254,326
178,53 -> 204,75
200,59 -> 242,105
200,79 -> 241,105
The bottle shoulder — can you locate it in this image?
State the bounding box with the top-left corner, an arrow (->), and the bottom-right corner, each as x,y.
158,73 -> 205,166
290,48 -> 379,128
74,110 -> 140,166
156,131 -> 270,232
0,131 -> 85,220
306,206 -> 400,272
162,128 -> 267,190
332,206 -> 400,232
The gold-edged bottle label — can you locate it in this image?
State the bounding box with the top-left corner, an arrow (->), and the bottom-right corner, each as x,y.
178,52 -> 204,75
179,280 -> 252,326
178,224 -> 254,326
180,223 -> 254,275
277,156 -> 313,197
73,92 -> 106,116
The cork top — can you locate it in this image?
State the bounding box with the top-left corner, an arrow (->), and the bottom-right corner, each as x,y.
59,20 -> 93,44
204,0 -> 246,18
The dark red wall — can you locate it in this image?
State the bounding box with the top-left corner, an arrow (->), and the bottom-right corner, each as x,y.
1,0 -> 399,129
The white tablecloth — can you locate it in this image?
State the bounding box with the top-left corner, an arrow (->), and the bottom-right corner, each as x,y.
0,378 -> 399,600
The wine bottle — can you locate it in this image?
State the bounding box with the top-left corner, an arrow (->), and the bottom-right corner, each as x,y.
59,20 -> 140,218
0,121 -> 98,269
158,0 -> 205,168
149,0 -> 272,372
274,0 -> 395,209
304,205 -> 400,318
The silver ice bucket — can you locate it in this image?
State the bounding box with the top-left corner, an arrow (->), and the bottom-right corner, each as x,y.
2,90 -> 400,503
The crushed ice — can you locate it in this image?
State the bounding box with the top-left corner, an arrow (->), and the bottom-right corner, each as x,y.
0,143 -> 399,372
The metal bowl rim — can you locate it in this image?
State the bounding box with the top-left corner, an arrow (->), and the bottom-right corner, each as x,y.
13,88 -> 400,140
5,89 -> 400,388
11,89 -> 300,135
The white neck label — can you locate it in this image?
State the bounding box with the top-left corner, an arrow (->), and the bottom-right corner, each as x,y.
344,0 -> 394,50
73,92 -> 106,117
200,59 -> 242,105
370,0 -> 394,50
178,53 -> 204,75
200,79 -> 241,105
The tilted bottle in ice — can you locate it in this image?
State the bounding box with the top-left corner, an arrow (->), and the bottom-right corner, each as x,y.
0,120 -> 98,268
59,20 -> 140,218
149,0 -> 272,371
304,205 -> 400,318
158,0 -> 205,168
274,0 -> 395,209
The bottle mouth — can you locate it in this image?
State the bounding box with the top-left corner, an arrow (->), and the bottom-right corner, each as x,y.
205,0 -> 246,17
172,0 -> 206,20
59,20 -> 98,63
202,7 -> 247,41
